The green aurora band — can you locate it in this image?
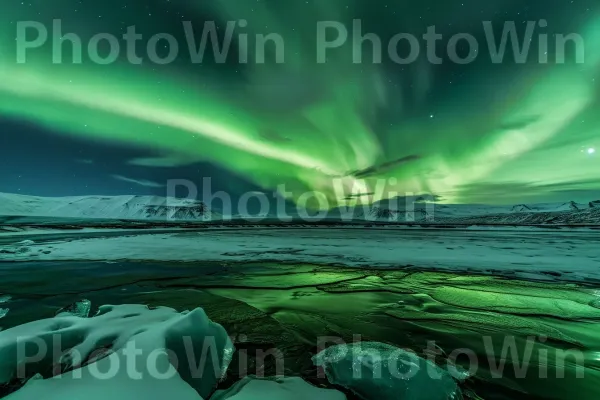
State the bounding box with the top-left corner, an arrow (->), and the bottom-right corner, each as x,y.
1,0 -> 599,206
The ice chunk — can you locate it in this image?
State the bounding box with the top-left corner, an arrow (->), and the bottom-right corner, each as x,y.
313,342 -> 462,400
212,376 -> 347,400
55,299 -> 92,318
0,304 -> 233,400
0,296 -> 10,319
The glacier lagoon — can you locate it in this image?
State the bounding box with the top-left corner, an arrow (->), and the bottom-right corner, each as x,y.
1,231 -> 599,399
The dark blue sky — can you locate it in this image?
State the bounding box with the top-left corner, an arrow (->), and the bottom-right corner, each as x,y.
0,116 -> 263,198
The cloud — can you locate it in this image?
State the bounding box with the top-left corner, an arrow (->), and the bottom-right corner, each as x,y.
348,155 -> 422,179
127,156 -> 193,168
497,115 -> 540,132
343,192 -> 375,200
452,180 -> 600,204
111,175 -> 165,188
75,159 -> 94,164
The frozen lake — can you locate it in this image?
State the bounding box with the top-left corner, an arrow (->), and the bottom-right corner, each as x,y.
1,257 -> 599,399
1,227 -> 600,399
2,227 -> 600,282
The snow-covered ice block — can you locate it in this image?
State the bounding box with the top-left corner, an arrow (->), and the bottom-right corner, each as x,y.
313,342 -> 462,400
0,304 -> 234,400
211,376 -> 347,400
7,352 -> 205,400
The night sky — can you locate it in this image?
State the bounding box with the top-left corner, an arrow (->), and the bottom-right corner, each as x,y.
1,0 -> 599,206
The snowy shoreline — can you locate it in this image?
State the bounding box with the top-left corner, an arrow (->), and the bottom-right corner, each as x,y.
2,228 -> 599,283
2,222 -> 599,238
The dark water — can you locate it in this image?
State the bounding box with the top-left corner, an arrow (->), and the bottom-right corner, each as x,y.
0,260 -> 598,399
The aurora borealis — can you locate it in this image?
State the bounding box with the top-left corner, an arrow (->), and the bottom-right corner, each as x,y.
1,0 -> 600,206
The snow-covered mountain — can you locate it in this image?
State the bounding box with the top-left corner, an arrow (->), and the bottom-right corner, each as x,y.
330,197 -> 600,224
444,207 -> 600,225
331,199 -> 510,221
0,193 -> 218,221
588,200 -> 600,208
510,201 -> 588,213
0,192 -> 599,224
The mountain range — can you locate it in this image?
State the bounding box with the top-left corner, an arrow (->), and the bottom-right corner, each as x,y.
0,192 -> 599,225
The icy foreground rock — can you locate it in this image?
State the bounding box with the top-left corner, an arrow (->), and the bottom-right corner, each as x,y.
211,376 -> 347,400
313,342 -> 462,400
0,304 -> 234,400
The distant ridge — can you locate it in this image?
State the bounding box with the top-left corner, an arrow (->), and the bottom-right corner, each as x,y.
0,193 -> 217,221
0,192 -> 599,225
